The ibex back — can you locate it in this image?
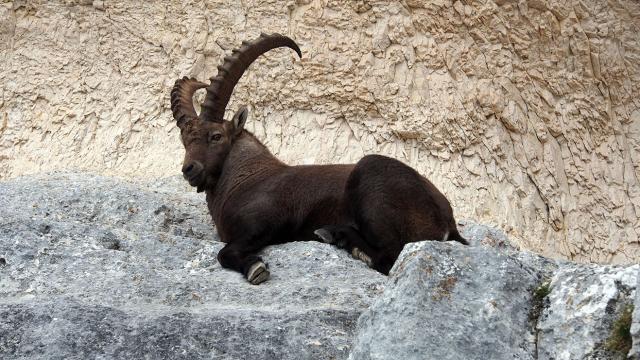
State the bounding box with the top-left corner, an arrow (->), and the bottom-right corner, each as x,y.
170,33 -> 466,285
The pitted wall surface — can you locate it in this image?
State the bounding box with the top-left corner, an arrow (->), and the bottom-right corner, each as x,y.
1,0 -> 639,263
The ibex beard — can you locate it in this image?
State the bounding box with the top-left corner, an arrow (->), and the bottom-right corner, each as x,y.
171,33 -> 467,285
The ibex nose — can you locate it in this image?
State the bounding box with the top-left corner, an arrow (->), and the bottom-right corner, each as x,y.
182,161 -> 203,179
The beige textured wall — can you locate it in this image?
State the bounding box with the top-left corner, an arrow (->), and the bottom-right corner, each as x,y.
1,0 -> 639,263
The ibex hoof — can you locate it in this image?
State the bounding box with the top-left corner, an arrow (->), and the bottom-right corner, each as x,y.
352,247 -> 373,267
314,228 -> 348,248
314,228 -> 335,244
247,261 -> 270,285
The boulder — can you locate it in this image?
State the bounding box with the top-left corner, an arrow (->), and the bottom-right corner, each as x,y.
0,172 -> 386,359
626,270 -> 640,359
348,241 -> 551,360
2,172 -> 639,359
537,264 -> 639,359
348,237 -> 638,360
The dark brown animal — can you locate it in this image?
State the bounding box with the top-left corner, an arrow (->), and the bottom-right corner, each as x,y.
170,33 -> 466,284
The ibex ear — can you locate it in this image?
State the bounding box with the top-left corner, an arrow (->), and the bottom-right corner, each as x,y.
231,106 -> 248,137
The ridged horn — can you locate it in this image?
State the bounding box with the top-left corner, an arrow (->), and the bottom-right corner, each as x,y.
199,33 -> 302,122
171,77 -> 207,128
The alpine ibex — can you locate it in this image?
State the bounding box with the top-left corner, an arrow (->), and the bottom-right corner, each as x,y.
171,33 -> 466,284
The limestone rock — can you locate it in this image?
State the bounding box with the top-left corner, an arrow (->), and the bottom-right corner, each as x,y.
348,237 -> 639,360
0,172 -> 386,359
631,273 -> 640,359
0,0 -> 639,264
537,264 -> 639,359
2,172 -> 639,359
347,241 -> 551,360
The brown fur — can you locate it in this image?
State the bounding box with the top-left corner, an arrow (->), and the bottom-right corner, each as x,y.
179,116 -> 465,281
172,34 -> 466,284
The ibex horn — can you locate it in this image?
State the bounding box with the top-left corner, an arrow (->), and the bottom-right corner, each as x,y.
199,33 -> 302,123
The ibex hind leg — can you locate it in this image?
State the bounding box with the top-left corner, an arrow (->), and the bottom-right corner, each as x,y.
313,225 -> 360,249
314,225 -> 379,270
217,243 -> 270,285
354,220 -> 404,275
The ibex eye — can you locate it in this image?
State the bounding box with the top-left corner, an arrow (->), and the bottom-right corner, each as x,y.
210,133 -> 222,142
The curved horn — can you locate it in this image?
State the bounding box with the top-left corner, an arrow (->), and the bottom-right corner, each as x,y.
199,33 -> 302,122
171,77 -> 207,128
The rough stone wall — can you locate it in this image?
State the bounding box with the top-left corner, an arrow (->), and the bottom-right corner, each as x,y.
1,0 -> 639,263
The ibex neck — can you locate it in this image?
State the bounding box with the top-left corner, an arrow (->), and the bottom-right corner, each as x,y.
225,131 -> 284,174
208,131 -> 284,205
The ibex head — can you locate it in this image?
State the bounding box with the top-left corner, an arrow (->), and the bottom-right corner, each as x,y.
170,33 -> 301,192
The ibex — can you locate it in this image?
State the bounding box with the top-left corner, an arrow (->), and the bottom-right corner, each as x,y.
171,33 -> 467,285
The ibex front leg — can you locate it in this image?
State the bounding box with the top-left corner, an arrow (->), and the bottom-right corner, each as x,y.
217,242 -> 269,285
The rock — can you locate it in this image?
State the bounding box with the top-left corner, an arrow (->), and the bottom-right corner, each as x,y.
2,172 -> 639,359
348,238 -> 638,360
632,275 -> 640,359
457,219 -> 519,252
348,241 -> 552,360
459,220 -> 559,276
1,0 -> 639,264
537,264 -> 638,359
0,172 -> 386,359
92,0 -> 105,10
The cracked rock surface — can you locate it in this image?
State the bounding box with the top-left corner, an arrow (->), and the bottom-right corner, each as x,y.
537,264 -> 639,359
348,241 -> 550,360
349,229 -> 639,360
0,172 -> 386,359
1,172 -> 639,359
1,0 -> 639,264
627,274 -> 640,359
